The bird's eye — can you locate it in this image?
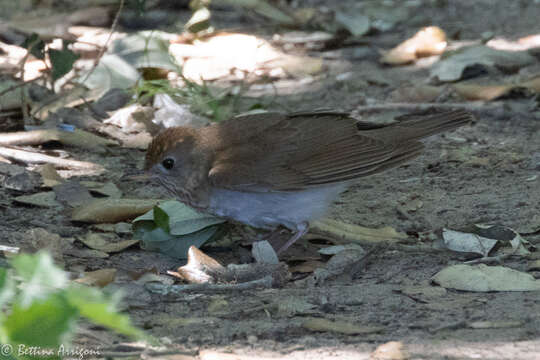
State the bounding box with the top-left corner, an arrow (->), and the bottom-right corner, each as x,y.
161,158 -> 175,170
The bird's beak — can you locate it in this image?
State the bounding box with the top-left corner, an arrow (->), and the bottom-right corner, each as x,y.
122,171 -> 151,182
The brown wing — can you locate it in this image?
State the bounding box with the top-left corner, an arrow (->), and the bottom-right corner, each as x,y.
207,110 -> 472,191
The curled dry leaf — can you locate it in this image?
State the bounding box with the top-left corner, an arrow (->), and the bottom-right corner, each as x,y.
169,246 -> 225,284
169,246 -> 290,288
310,218 -> 407,246
72,198 -> 159,223
75,268 -> 117,287
442,228 -> 498,257
381,26 -> 447,65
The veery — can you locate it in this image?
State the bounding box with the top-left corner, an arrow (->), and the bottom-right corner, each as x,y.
144,110 -> 473,253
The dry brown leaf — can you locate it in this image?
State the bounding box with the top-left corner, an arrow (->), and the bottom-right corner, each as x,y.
72,198 -> 159,223
80,233 -> 139,253
453,83 -> 515,101
168,246 -> 225,284
453,74 -> 540,101
381,26 -> 447,65
75,268 -> 117,287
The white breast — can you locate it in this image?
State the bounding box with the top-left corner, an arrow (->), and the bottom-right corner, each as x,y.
207,184 -> 346,231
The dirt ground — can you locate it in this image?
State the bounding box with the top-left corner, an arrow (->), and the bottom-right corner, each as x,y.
1,0 -> 540,359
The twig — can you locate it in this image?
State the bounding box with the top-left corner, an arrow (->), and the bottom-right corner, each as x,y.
145,275 -> 273,295
81,0 -> 125,83
18,42 -> 35,123
0,129 -> 116,149
0,146 -> 103,170
464,253 -> 519,265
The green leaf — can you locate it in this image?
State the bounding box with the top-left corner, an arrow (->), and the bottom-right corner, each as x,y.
139,225 -> 221,257
4,293 -> 78,348
153,205 -> 170,233
49,48 -> 79,82
22,33 -> 45,59
133,200 -> 225,259
65,286 -> 144,339
10,252 -> 67,308
158,200 -> 225,235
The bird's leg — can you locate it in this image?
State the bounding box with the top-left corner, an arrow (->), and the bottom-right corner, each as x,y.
277,222 -> 309,254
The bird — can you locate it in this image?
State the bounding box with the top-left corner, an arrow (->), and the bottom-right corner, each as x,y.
144,109 -> 473,254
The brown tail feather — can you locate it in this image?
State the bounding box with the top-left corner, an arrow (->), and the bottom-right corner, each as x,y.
369,110 -> 474,142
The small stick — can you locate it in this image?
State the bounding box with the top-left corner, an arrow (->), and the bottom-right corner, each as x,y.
81,0 -> 125,83
146,275 -> 273,294
0,146 -> 103,170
